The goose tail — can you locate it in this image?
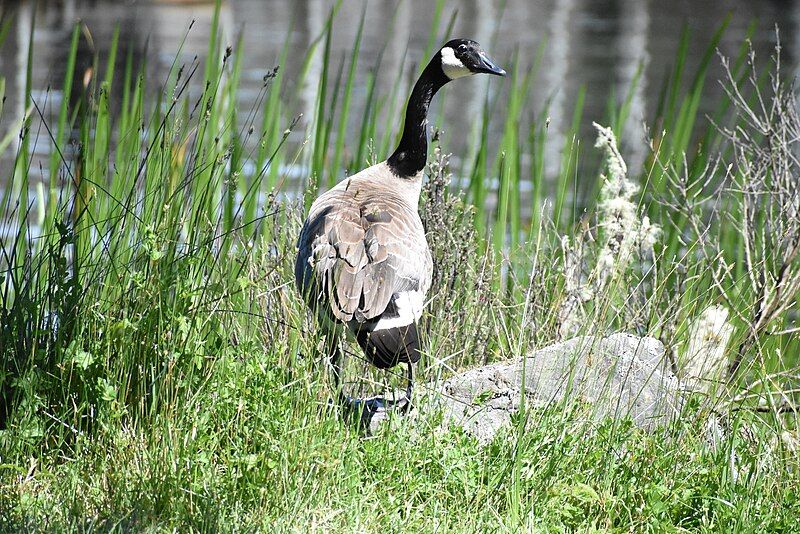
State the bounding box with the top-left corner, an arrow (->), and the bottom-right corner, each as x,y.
355,322 -> 421,370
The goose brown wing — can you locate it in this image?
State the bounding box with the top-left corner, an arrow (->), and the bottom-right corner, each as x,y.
295,190 -> 428,324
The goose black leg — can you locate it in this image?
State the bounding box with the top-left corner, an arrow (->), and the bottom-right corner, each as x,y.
325,333 -> 349,408
373,362 -> 413,413
328,339 -> 378,420
329,347 -> 414,431
397,362 -> 414,414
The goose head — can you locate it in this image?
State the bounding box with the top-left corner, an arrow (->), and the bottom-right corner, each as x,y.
387,39 -> 506,177
438,39 -> 506,80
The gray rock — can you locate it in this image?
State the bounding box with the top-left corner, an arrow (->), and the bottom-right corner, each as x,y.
367,333 -> 683,443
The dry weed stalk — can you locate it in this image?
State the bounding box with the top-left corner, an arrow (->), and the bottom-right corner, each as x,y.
420,133 -> 494,366
556,124 -> 661,339
666,35 -> 800,382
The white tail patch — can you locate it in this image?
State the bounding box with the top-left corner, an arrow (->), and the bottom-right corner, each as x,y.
441,47 -> 470,80
372,291 -> 424,331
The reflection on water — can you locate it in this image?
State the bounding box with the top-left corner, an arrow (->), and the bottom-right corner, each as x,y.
0,0 -> 798,209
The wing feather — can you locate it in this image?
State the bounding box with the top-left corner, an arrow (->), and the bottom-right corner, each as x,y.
295,183 -> 430,325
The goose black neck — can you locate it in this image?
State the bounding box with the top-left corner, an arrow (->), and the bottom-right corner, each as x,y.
387,61 -> 449,177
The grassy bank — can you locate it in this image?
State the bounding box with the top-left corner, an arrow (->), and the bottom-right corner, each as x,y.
1,2 -> 798,531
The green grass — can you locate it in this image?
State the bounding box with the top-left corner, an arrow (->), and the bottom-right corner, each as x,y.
0,2 -> 798,531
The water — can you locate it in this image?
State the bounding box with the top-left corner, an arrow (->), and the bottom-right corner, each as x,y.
1,0 -> 798,212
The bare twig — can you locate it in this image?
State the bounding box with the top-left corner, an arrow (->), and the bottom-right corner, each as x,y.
662,34 -> 800,382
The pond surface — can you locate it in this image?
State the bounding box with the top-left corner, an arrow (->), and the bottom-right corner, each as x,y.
0,0 -> 798,213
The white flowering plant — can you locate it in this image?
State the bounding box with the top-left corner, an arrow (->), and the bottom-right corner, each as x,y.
556,123 -> 662,339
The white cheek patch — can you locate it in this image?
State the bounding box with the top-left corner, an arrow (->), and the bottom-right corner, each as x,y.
440,47 -> 471,80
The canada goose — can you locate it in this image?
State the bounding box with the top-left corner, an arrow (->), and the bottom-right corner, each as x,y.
295,39 -> 506,411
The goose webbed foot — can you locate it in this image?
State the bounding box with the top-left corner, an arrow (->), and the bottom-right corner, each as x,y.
335,363 -> 415,430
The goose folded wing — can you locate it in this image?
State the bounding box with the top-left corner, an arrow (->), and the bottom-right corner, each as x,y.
312,205 -> 420,324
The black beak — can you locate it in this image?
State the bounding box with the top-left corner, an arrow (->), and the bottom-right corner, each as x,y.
475,50 -> 506,76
